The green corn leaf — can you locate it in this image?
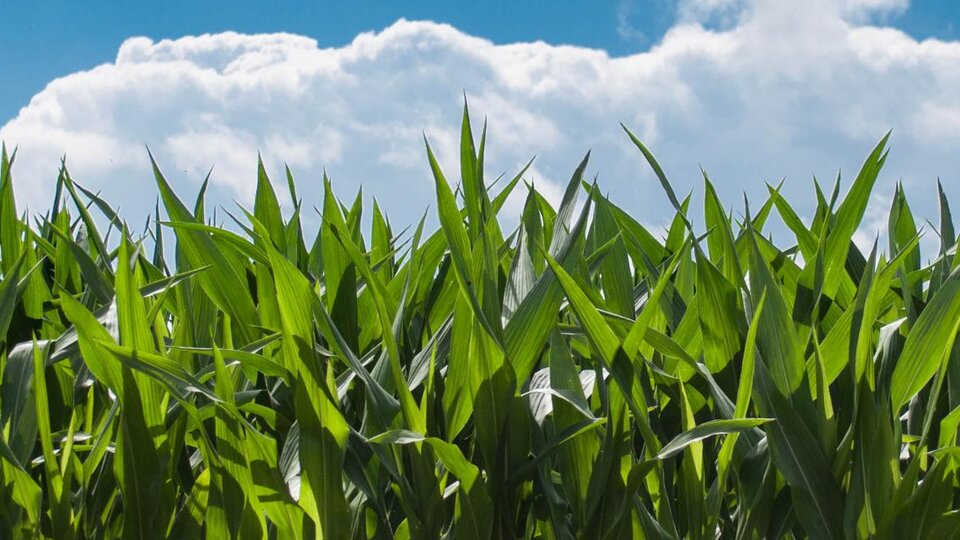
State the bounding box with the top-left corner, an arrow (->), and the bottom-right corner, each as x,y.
31,339 -> 73,539
1,341 -> 40,468
752,359 -> 845,539
542,250 -> 659,452
320,174 -> 360,354
0,145 -> 22,275
504,154 -> 592,385
891,265 -> 960,410
3,112 -> 960,540
695,250 -> 743,373
211,346 -> 267,539
153,169 -> 259,349
255,155 -> 287,253
746,223 -> 805,398
821,133 -> 889,299
658,417 -> 774,459
370,430 -> 493,540
425,137 -> 502,345
548,329 -> 599,525
0,254 -> 26,345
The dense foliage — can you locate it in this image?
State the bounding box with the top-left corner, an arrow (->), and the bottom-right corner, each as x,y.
1,107 -> 960,539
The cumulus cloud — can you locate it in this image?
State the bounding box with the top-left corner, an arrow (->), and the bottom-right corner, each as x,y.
1,0 -> 958,255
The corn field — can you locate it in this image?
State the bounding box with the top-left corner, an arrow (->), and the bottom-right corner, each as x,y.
1,106 -> 960,539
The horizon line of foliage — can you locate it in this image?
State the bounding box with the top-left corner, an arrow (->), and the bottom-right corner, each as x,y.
1,103 -> 960,539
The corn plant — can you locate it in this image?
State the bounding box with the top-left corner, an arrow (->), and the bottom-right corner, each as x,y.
1,105 -> 959,539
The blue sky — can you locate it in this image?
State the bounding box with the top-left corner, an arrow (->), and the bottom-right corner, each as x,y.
3,0 -> 960,253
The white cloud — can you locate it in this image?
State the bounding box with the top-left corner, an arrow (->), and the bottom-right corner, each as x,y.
677,0 -> 746,27
616,0 -> 647,43
841,0 -> 909,19
1,1 -> 959,258
679,0 -> 908,24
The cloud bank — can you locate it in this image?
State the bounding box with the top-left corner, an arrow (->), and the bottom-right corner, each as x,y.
2,0 -> 959,251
